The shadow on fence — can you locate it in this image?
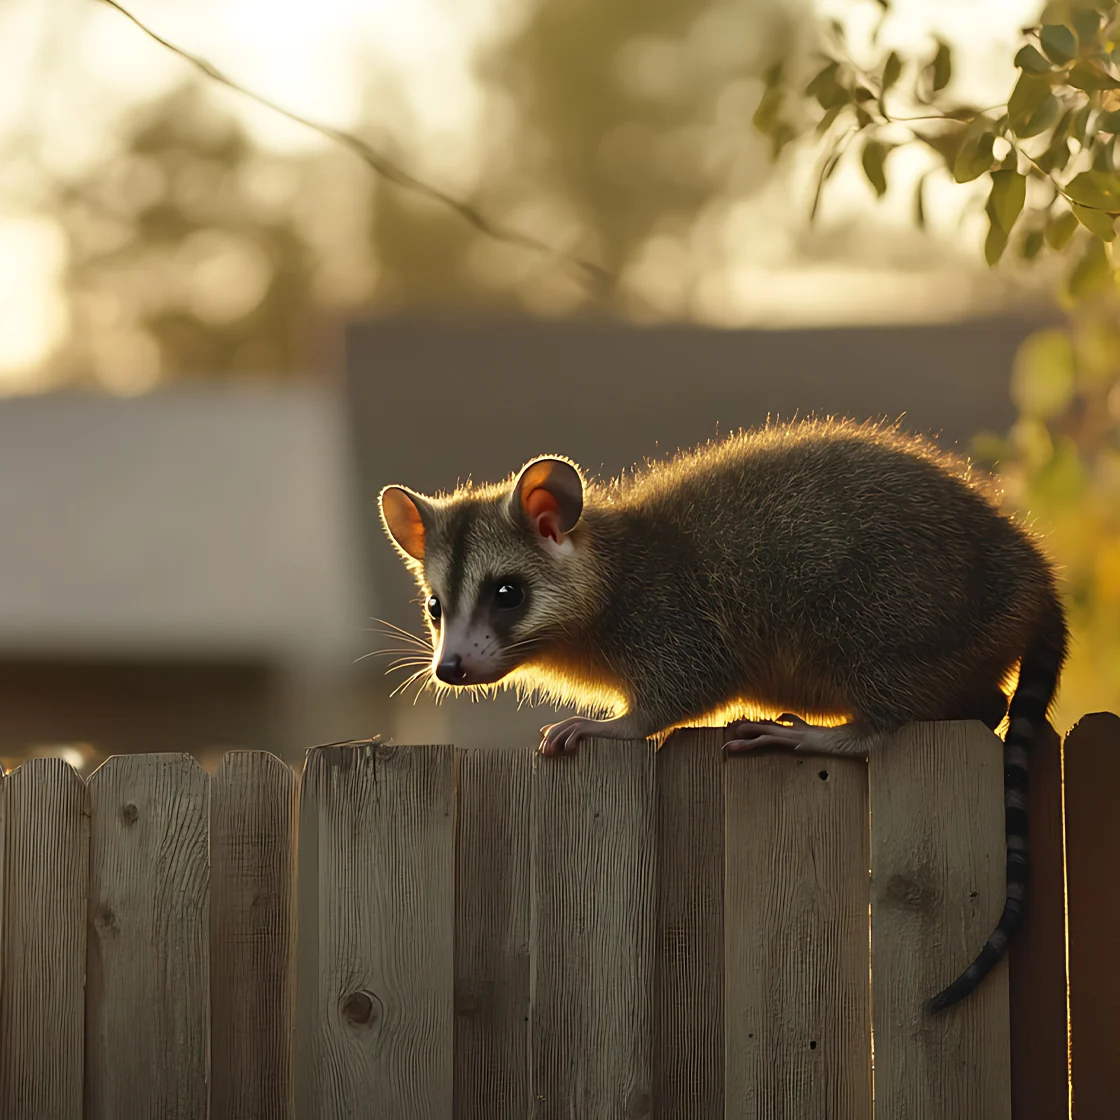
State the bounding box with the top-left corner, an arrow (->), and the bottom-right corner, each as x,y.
0,714 -> 1117,1118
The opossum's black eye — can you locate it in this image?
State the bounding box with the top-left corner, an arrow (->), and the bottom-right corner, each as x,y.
494,581 -> 525,610
427,595 -> 442,622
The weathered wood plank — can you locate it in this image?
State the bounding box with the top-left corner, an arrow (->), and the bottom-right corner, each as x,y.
724,750 -> 871,1120
1064,712 -> 1120,1119
295,741 -> 455,1119
529,738 -> 658,1119
211,751 -> 297,1120
869,722 -> 1010,1120
1008,722 -> 1069,1120
85,754 -> 210,1120
454,747 -> 532,1120
0,759 -> 89,1120
654,729 -> 724,1119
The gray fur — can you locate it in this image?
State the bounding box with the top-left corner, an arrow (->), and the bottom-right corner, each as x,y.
379,417 -> 1069,1013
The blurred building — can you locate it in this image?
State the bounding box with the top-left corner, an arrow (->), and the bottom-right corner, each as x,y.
0,386 -> 372,773
0,312 -> 1056,769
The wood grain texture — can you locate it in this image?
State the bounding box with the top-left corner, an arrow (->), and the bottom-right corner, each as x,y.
295,742 -> 455,1120
724,751 -> 871,1120
1008,723 -> 1069,1120
1064,712 -> 1120,1120
85,754 -> 210,1120
454,747 -> 532,1120
0,759 -> 88,1120
869,722 -> 1011,1120
211,751 -> 297,1120
529,738 -> 658,1120
654,730 -> 724,1119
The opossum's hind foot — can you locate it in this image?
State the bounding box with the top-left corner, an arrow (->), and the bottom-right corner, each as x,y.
723,715 -> 872,759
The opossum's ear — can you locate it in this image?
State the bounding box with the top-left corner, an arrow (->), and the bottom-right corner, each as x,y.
379,486 -> 430,562
510,457 -> 584,545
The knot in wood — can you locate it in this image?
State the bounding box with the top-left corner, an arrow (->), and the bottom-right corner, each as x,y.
121,803 -> 139,826
340,989 -> 382,1028
880,871 -> 936,912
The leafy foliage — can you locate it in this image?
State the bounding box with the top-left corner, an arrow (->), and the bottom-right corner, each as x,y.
755,0 -> 1120,724
754,0 -> 1120,299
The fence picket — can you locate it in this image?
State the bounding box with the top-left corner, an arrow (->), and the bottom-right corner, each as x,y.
454,747 -> 533,1120
723,749 -> 871,1120
0,711 -> 1110,1116
0,759 -> 88,1120
654,729 -> 725,1119
85,754 -> 210,1120
1008,722 -> 1069,1119
295,742 -> 455,1120
869,722 -> 1011,1120
529,738 -> 657,1119
211,751 -> 297,1120
1064,711 -> 1120,1119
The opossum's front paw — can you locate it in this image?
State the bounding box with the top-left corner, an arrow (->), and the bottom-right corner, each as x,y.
723,713 -> 808,755
538,717 -> 593,757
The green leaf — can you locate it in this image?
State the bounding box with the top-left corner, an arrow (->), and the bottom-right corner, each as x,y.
1099,108 -> 1120,133
1011,330 -> 1076,417
1068,237 -> 1113,298
1037,107 -> 1075,172
809,147 -> 844,224
1069,60 -> 1120,91
752,87 -> 783,135
1065,169 -> 1120,210
1072,9 -> 1102,49
1070,102 -> 1093,146
952,129 -> 995,182
762,59 -> 785,89
1040,24 -> 1078,65
931,40 -> 952,92
806,61 -> 849,109
1094,139 -> 1116,171
989,169 -> 1027,232
985,218 -> 1010,266
861,139 -> 890,197
1070,202 -> 1117,240
1015,45 -> 1053,74
767,122 -> 797,160
1008,73 -> 1052,128
1022,227 -> 1046,259
882,51 -> 902,96
1015,94 -> 1061,138
1045,208 -> 1079,249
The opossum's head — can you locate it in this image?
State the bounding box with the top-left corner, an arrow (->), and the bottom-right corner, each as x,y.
378,456 -> 589,688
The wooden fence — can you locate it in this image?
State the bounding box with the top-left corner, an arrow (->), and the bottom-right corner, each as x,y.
0,714 -> 1116,1119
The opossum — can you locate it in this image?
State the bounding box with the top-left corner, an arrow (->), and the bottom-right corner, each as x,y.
378,418 -> 1068,1012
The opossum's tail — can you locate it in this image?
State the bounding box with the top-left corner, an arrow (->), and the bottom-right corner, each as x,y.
927,591 -> 1068,1013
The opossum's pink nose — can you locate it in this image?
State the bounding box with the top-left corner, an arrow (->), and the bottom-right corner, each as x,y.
435,653 -> 468,685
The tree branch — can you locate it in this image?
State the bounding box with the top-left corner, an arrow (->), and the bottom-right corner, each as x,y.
95,0 -> 610,288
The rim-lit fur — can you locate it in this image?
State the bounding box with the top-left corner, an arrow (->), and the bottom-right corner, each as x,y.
380,416 -> 1069,1011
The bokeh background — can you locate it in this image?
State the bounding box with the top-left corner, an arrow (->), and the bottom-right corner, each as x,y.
1,0 -> 1113,775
